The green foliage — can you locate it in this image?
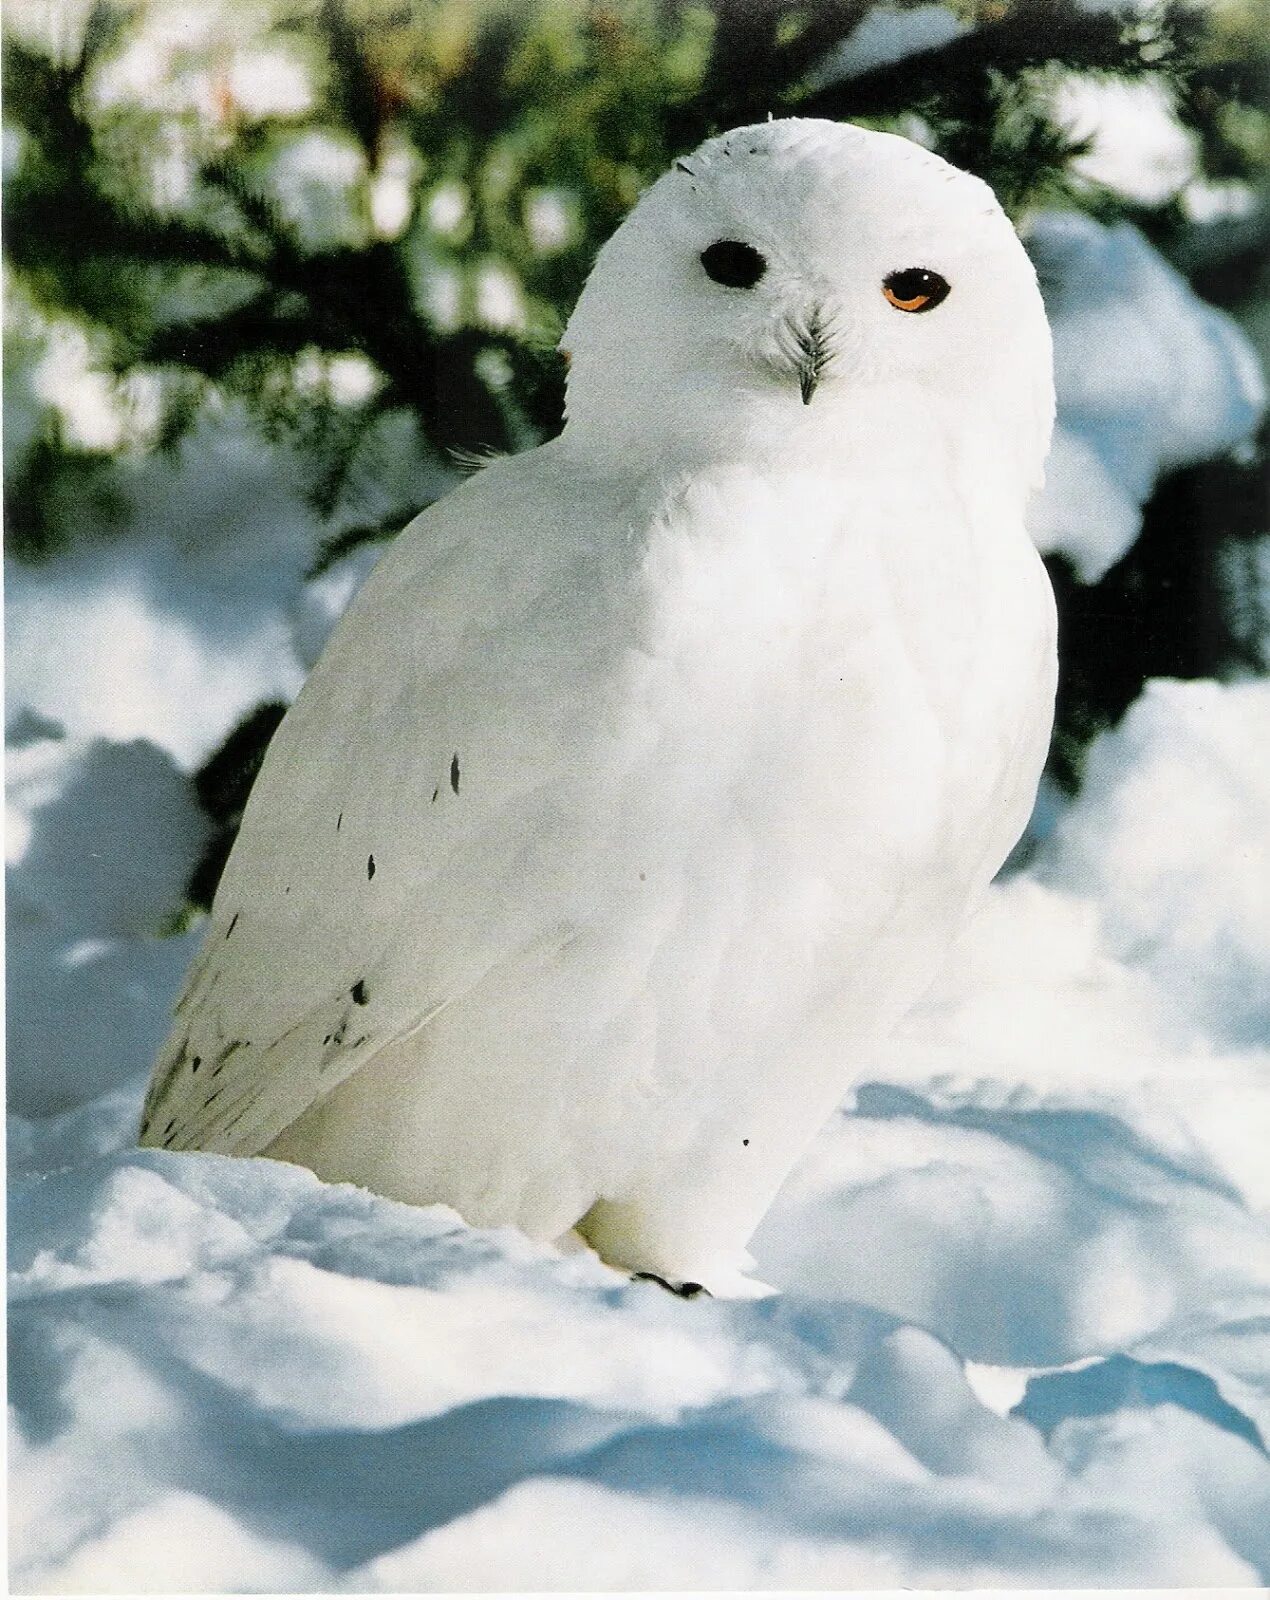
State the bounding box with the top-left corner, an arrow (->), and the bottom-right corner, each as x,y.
8,0 -> 1264,564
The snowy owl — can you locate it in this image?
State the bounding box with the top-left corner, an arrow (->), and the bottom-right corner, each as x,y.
141,118 -> 1057,1296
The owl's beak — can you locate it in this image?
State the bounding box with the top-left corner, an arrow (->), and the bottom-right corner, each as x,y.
793,310 -> 831,405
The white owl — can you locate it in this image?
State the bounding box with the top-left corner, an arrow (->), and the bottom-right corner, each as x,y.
142,118 -> 1057,1297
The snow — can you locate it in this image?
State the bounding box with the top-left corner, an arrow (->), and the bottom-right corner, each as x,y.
1050,73 -> 1199,208
6,724 -> 207,1116
7,161 -> 1270,1589
82,0 -> 308,123
810,6 -> 969,86
268,131 -> 369,252
369,140 -> 422,241
3,412 -> 314,768
1028,211 -> 1265,580
2,400 -> 450,769
1041,678 -> 1270,1047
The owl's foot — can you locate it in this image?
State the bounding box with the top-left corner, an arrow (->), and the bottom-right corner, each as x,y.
631,1271 -> 711,1299
577,1195 -> 780,1300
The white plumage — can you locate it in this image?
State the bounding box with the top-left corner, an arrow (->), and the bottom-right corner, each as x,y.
141,118 -> 1057,1295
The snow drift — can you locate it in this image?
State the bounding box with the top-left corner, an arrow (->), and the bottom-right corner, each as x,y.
9,678 -> 1270,1591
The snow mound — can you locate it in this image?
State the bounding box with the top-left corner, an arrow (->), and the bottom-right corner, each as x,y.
9,677 -> 1270,1590
1029,211 -> 1265,581
1042,677 -> 1270,1045
4,414 -> 314,770
6,725 -> 207,1115
3,405 -> 445,772
10,1120 -> 1268,1590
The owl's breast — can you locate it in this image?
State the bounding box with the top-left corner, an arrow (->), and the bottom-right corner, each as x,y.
603,461 -> 1056,968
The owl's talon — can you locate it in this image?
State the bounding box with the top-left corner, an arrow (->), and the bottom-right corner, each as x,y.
631,1271 -> 712,1299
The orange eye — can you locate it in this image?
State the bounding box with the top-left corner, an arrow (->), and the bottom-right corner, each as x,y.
883,285 -> 931,311
882,268 -> 950,314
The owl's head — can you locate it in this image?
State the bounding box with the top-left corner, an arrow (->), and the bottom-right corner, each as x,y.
561,118 -> 1054,502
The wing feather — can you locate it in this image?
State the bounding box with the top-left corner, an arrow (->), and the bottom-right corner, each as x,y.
141,444 -> 620,1156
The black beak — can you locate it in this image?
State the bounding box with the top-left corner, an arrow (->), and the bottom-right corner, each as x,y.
795,310 -> 830,406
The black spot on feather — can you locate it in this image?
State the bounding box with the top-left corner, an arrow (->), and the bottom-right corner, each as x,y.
336,812 -> 343,831
742,1138 -> 750,1146
225,912 -> 239,939
367,854 -> 376,880
191,1057 -> 202,1073
210,1039 -> 246,1078
351,979 -> 369,1006
432,787 -> 439,804
450,753 -> 460,795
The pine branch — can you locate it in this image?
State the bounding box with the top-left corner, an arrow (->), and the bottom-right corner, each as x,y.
797,0 -> 1168,125
3,434 -> 127,561
766,0 -> 878,90
306,504 -> 429,580
139,293 -> 315,376
315,0 -> 398,165
305,400 -> 390,523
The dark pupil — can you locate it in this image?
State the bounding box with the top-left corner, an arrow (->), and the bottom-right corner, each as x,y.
885,267 -> 950,309
701,240 -> 767,289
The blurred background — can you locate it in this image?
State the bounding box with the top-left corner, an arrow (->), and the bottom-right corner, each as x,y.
5,0 -> 1269,1113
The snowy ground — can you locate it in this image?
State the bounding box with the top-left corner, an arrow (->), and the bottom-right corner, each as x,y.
7,208 -> 1270,1591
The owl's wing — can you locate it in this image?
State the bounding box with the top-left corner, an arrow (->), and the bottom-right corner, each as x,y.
141,445 -> 607,1156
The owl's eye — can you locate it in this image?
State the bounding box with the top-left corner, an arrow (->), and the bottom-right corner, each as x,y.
701,240 -> 768,289
882,268 -> 950,313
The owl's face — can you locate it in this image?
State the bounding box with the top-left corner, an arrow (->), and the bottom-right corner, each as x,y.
562,119 -> 1054,499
